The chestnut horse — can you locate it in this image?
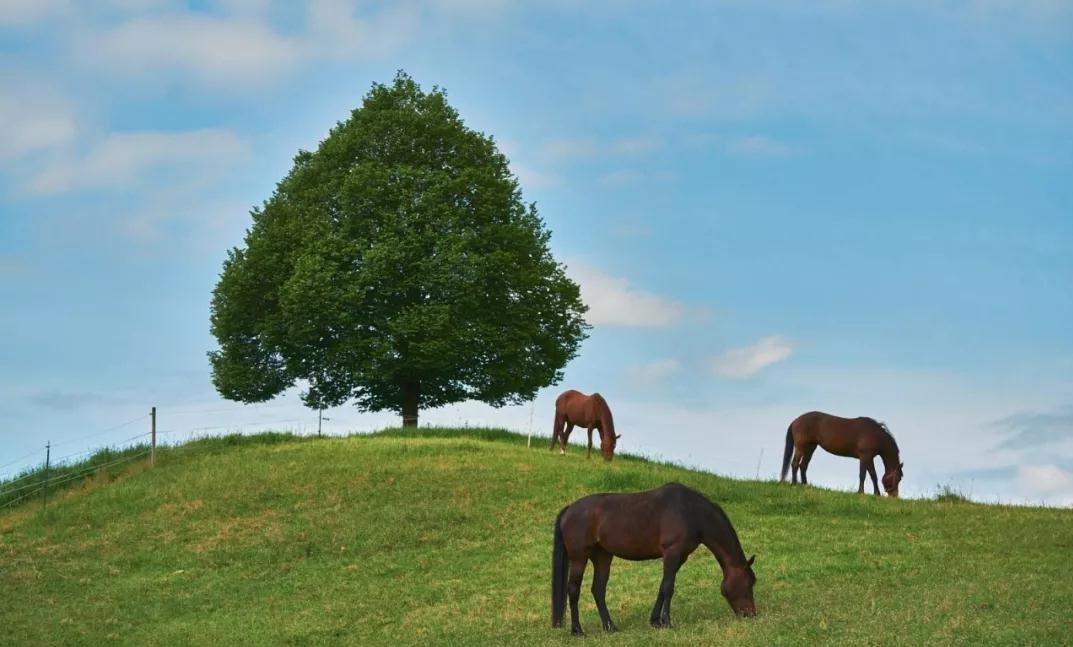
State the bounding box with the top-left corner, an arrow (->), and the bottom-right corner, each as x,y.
780,411 -> 904,496
551,483 -> 757,635
550,389 -> 620,461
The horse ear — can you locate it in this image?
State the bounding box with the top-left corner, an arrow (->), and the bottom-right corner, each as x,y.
615,433 -> 621,439
900,462 -> 905,469
747,555 -> 755,566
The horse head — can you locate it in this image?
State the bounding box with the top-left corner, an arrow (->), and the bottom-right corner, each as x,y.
720,555 -> 757,617
600,433 -> 621,462
882,462 -> 904,497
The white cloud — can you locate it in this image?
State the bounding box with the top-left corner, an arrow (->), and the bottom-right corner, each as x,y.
628,359 -> 681,386
27,128 -> 248,194
72,3 -> 423,87
544,137 -> 599,159
1016,464 -> 1073,506
0,0 -> 70,25
710,336 -> 793,378
511,162 -> 558,189
83,14 -> 305,86
567,263 -> 684,328
306,0 -> 419,60
544,135 -> 664,160
682,132 -> 792,157
0,93 -> 77,161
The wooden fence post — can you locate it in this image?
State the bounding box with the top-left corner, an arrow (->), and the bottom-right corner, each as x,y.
150,406 -> 156,467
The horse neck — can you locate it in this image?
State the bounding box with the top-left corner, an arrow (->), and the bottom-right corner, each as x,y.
700,509 -> 747,572
595,399 -> 614,436
877,437 -> 900,474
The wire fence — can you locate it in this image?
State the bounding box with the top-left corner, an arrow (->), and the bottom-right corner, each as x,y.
0,406 -> 324,512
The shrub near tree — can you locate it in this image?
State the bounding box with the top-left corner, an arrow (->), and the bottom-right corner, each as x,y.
209,72 -> 589,427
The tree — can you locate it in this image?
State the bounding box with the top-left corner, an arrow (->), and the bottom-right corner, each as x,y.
209,72 -> 589,427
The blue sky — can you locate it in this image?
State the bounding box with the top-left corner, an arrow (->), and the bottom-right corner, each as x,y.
1,1 -> 1071,504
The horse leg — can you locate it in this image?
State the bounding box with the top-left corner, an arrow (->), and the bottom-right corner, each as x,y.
561,424 -> 574,455
650,551 -> 686,628
590,549 -> 617,632
800,444 -> 817,485
858,459 -> 868,494
790,447 -> 804,485
867,460 -> 881,495
550,412 -> 564,452
586,427 -> 596,459
567,557 -> 588,635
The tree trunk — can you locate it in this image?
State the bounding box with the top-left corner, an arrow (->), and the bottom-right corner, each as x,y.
401,380 -> 420,428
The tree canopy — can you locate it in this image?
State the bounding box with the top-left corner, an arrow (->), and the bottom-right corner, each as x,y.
209,72 -> 589,426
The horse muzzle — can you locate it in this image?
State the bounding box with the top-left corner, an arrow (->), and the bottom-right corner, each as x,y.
734,604 -> 756,618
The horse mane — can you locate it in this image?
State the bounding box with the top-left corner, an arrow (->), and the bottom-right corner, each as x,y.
591,393 -> 615,431
872,419 -> 899,454
672,483 -> 745,559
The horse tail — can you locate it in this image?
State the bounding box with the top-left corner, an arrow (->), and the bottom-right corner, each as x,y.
780,424 -> 794,482
551,506 -> 569,628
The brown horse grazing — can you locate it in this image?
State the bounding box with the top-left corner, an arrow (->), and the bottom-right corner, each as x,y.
551,483 -> 757,635
550,389 -> 620,461
780,411 -> 904,497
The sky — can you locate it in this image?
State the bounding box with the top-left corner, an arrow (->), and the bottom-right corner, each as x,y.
1,0 -> 1071,505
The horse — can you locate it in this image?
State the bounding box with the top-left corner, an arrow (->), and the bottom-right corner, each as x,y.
780,411 -> 904,497
550,389 -> 620,461
551,483 -> 757,635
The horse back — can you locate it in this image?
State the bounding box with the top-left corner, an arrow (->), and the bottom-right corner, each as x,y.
559,485 -> 707,561
791,411 -> 884,456
556,389 -> 610,427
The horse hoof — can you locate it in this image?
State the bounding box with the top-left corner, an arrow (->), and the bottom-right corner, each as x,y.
603,621 -> 618,632
571,627 -> 585,637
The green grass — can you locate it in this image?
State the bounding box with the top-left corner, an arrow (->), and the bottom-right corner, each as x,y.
2,428 -> 1070,646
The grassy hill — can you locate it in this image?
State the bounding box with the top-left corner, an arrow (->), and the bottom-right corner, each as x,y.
2,429 -> 1070,646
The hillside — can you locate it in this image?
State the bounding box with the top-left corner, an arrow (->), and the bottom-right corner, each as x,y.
1,429 -> 1070,647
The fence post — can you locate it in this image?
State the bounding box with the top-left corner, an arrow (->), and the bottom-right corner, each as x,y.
42,441 -> 50,510
150,406 -> 157,467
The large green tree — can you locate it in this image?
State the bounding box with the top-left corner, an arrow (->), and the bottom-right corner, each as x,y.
209,72 -> 589,427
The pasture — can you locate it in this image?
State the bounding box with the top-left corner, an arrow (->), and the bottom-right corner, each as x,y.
1,429 -> 1070,646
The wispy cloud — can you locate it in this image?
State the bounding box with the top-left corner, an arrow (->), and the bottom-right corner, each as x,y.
567,263 -> 684,328
511,162 -> 558,189
543,135 -> 664,160
628,359 -> 681,386
1016,464 -> 1073,506
543,137 -> 599,159
80,14 -> 305,86
686,132 -> 793,157
26,128 -> 248,194
710,336 -> 793,378
607,136 -> 664,155
993,406 -> 1073,449
0,0 -> 70,25
70,2 -> 422,88
0,89 -> 77,161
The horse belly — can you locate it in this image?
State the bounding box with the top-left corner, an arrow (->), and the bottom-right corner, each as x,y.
816,429 -> 859,457
594,519 -> 664,561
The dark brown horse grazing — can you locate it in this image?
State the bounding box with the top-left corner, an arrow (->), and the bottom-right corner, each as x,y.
551,483 -> 757,635
550,389 -> 620,461
780,411 -> 904,496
